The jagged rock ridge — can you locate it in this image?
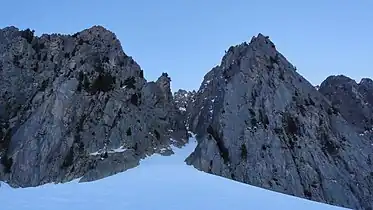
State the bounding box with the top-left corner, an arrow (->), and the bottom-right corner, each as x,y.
185,34 -> 373,209
0,26 -> 188,187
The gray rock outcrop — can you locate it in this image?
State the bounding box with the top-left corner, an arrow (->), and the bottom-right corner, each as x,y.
185,34 -> 373,209
319,76 -> 373,137
174,89 -> 196,113
0,26 -> 187,187
173,89 -> 196,129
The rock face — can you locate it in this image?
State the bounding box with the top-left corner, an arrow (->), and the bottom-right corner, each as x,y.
185,34 -> 373,209
173,89 -> 196,129
0,26 -> 187,187
319,76 -> 373,137
174,89 -> 196,113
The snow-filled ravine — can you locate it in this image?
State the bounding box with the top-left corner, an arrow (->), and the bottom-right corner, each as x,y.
0,138 -> 348,210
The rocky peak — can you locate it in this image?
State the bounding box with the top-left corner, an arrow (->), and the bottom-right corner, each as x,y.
360,78 -> 373,87
320,75 -> 357,88
156,72 -> 173,103
319,75 -> 373,133
358,78 -> 373,106
0,26 -> 187,187
80,25 -> 116,37
250,33 -> 275,47
186,33 -> 373,209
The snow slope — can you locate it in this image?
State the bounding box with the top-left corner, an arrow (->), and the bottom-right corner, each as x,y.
1,138 -> 348,210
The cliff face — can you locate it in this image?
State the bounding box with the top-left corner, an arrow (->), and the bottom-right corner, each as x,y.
173,89 -> 196,130
174,89 -> 196,113
185,34 -> 373,209
0,26 -> 187,187
319,76 -> 373,136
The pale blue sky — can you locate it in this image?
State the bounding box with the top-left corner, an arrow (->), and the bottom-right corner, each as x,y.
1,1 -> 372,91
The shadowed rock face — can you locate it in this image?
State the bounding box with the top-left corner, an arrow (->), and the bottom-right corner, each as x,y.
319,75 -> 373,134
185,34 -> 373,209
359,78 -> 373,106
0,26 -> 187,187
173,89 -> 196,129
174,89 -> 196,112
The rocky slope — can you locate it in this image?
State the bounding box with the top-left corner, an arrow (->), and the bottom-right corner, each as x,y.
173,89 -> 196,129
185,34 -> 373,209
319,75 -> 373,138
0,26 -> 187,187
174,89 -> 196,113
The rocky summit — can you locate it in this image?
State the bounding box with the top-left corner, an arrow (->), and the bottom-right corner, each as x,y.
0,26 -> 188,187
319,75 -> 373,138
1,26 -> 372,209
185,34 -> 373,209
